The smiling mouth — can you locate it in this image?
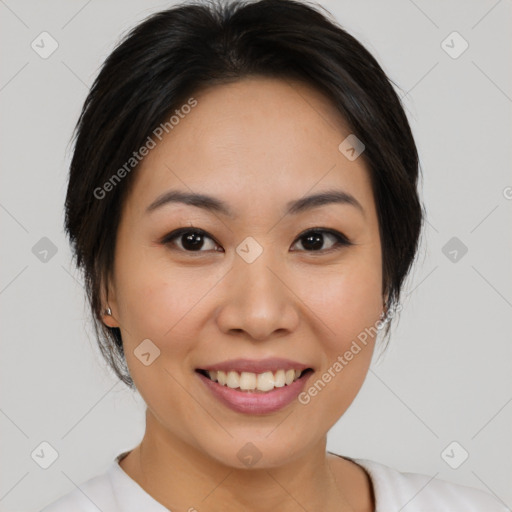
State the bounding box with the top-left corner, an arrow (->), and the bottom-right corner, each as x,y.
196,368 -> 314,393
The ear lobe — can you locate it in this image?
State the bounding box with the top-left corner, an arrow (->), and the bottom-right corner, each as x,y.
100,275 -> 120,328
102,307 -> 120,328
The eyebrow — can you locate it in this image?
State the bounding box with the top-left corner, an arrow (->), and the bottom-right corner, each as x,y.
145,188 -> 364,217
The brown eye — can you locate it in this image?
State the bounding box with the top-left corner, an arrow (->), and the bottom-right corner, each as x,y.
291,229 -> 352,252
161,228 -> 221,252
161,227 -> 352,254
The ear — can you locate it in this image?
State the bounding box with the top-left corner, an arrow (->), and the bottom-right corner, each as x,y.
100,273 -> 120,329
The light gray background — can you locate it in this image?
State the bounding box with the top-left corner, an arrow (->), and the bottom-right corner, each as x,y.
1,1 -> 511,510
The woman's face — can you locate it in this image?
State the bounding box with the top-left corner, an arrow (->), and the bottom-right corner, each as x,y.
105,77 -> 384,468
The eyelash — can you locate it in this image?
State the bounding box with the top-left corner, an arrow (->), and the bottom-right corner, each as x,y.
160,227 -> 353,254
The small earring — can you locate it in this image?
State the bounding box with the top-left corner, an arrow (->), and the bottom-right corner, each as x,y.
104,306 -> 112,316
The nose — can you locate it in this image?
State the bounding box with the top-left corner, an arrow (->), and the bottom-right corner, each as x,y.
215,250 -> 300,341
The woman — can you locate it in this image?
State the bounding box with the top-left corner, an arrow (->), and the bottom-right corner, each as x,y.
40,0 -> 506,510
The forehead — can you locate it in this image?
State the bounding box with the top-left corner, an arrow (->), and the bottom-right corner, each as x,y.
125,77 -> 374,217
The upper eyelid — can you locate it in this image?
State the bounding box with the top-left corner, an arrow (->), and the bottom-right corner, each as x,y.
161,227 -> 351,248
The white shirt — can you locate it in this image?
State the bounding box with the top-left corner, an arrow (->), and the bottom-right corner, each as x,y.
40,453 -> 508,511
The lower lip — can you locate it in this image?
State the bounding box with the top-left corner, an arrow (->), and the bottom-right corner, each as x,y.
196,371 -> 312,414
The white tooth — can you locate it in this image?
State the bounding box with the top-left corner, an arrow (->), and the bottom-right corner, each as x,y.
217,369 -> 301,390
226,371 -> 240,389
257,371 -> 275,392
239,372 -> 257,390
274,369 -> 286,387
217,370 -> 227,386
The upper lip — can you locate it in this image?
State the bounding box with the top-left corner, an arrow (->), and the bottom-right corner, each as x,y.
197,358 -> 312,374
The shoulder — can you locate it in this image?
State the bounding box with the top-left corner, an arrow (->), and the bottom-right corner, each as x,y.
353,458 -> 508,512
39,465 -> 118,512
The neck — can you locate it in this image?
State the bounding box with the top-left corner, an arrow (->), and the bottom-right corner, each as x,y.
118,410 -> 362,512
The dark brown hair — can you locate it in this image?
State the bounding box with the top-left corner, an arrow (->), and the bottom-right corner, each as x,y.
65,0 -> 424,389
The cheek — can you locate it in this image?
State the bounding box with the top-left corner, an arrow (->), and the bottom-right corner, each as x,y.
113,257 -> 210,407
114,251 -> 222,348
294,249 -> 382,417
296,268 -> 380,426
303,253 -> 383,345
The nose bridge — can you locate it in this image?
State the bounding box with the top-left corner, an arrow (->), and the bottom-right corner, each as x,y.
233,239 -> 283,304
216,238 -> 299,339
